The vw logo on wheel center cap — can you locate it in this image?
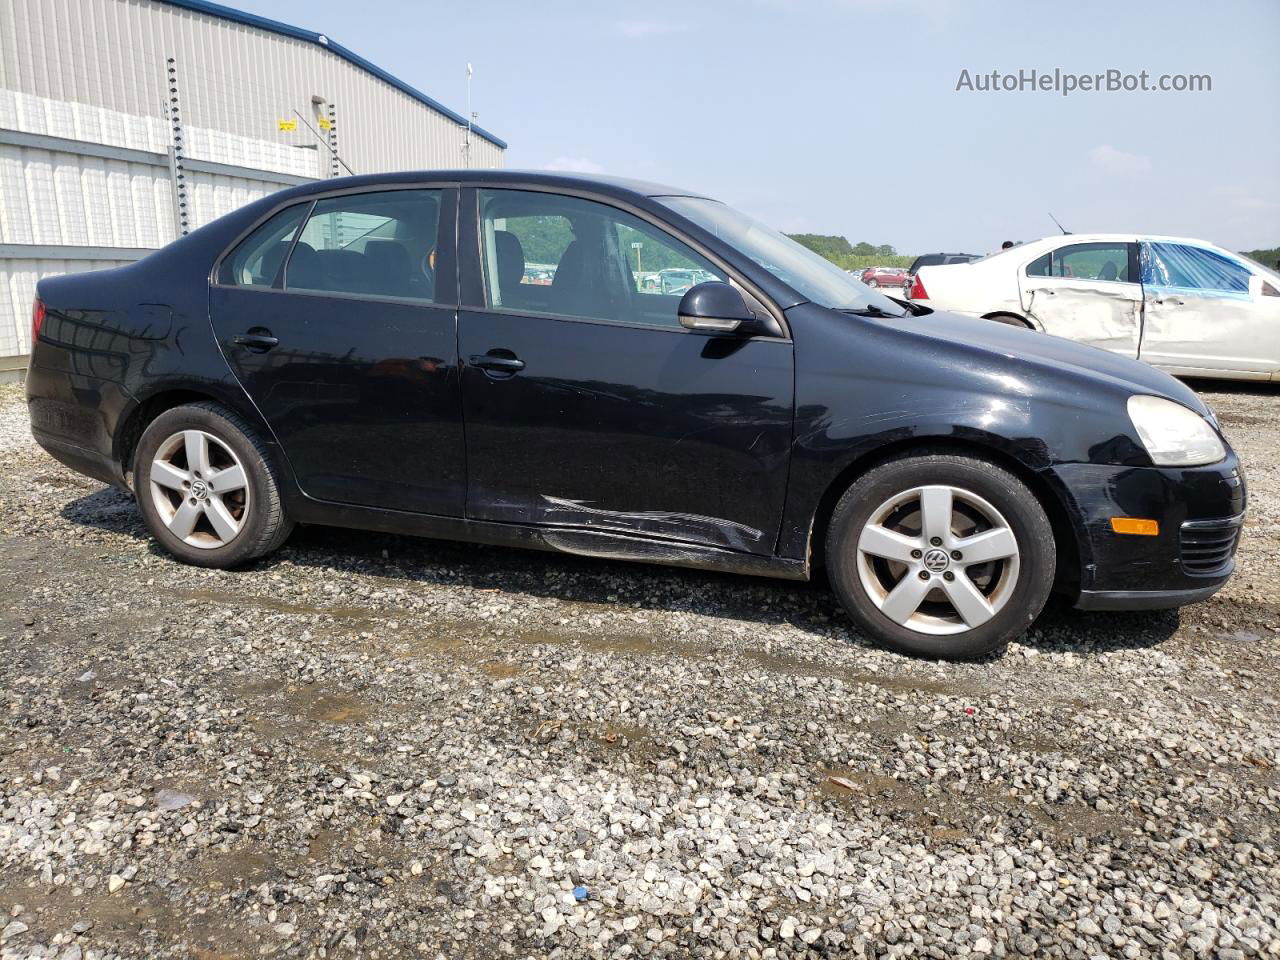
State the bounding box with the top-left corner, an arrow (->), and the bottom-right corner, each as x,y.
190,478 -> 210,500
922,548 -> 950,573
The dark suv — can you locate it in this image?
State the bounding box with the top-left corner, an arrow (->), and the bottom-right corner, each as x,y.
26,172 -> 1245,659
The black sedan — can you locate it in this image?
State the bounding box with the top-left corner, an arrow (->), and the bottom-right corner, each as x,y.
26,171 -> 1245,659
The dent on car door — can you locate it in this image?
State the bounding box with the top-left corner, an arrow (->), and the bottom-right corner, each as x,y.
1019,241 -> 1142,357
456,186 -> 795,556
1137,241 -> 1279,376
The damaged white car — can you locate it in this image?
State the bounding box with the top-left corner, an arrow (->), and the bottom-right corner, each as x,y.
906,234 -> 1280,380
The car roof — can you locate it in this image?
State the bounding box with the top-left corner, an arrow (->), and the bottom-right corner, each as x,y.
1017,233 -> 1222,249
284,169 -> 714,203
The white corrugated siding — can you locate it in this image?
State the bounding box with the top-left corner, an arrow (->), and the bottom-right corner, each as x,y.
0,89 -> 322,178
0,0 -> 504,358
0,0 -> 505,173
0,144 -> 174,247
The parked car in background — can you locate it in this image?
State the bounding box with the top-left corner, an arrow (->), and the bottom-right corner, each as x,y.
908,234 -> 1280,381
522,264 -> 555,285
860,266 -> 908,289
657,267 -> 718,296
26,172 -> 1245,660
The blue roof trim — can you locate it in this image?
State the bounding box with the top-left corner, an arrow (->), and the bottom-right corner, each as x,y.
155,0 -> 508,150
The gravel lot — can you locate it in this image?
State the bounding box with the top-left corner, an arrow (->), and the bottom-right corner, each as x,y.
1,381 -> 1277,960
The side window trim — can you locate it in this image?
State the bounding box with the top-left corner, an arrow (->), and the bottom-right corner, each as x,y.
459,184 -> 789,338
274,200 -> 315,289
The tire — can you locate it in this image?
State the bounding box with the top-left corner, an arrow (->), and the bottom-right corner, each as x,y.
866,279 -> 879,288
826,452 -> 1055,660
134,402 -> 293,568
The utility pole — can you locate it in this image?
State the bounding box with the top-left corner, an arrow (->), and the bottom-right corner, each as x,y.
463,63 -> 473,167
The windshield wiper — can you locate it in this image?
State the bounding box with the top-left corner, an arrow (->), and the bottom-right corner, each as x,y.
838,304 -> 906,318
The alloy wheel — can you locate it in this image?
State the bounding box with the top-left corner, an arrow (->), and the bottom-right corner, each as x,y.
855,484 -> 1020,635
148,430 -> 250,548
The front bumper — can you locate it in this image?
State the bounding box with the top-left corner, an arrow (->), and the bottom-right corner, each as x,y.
1075,582 -> 1228,611
1050,455 -> 1246,610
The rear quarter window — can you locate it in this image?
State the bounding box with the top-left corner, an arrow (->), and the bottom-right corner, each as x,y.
218,204 -> 308,287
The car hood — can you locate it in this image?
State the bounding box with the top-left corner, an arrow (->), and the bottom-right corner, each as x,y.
892,309 -> 1210,415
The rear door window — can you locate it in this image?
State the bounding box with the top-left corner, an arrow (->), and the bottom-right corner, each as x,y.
286,189 -> 444,303
1029,242 -> 1134,282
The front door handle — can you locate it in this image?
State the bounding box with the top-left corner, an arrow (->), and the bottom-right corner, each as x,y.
231,329 -> 279,352
469,352 -> 525,374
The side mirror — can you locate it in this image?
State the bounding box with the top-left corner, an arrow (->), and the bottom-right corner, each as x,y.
678,281 -> 758,334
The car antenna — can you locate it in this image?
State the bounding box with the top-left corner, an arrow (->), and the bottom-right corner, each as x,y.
1048,212 -> 1071,235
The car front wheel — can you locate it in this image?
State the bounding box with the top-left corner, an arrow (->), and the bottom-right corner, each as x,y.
134,402 -> 293,568
826,452 -> 1055,659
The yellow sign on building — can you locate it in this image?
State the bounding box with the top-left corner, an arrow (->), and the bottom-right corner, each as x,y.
277,119 -> 297,132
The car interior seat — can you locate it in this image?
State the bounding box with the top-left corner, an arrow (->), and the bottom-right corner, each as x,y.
284,241 -> 320,289
494,230 -> 526,307
362,239 -> 417,299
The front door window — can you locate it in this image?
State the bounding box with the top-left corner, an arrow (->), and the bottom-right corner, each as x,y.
1141,243 -> 1252,295
477,189 -> 727,328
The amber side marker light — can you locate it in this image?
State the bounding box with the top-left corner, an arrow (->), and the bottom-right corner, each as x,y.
1110,517 -> 1159,536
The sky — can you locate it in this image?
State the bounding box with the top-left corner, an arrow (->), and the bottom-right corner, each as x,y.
236,0 -> 1277,255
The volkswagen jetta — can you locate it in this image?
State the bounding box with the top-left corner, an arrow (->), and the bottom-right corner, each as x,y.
26,172 -> 1246,659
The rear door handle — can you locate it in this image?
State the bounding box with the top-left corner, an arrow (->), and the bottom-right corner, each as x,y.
231,331 -> 279,352
469,353 -> 525,374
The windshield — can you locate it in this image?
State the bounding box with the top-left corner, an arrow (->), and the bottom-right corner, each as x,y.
1237,250 -> 1280,284
659,196 -> 908,316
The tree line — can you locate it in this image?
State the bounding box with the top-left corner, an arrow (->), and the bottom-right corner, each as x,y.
786,234 -> 913,269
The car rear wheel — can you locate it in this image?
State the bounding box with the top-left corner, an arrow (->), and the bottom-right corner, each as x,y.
135,402 -> 293,568
826,452 -> 1055,659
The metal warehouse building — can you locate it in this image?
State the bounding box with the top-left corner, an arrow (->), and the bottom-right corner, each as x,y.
0,0 -> 506,368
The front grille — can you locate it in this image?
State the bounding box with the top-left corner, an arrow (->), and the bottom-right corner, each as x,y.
1180,516 -> 1244,577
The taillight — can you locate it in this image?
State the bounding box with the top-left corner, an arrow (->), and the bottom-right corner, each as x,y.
31,297 -> 46,344
909,275 -> 929,300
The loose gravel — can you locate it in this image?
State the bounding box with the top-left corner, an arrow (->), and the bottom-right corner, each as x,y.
0,380 -> 1277,960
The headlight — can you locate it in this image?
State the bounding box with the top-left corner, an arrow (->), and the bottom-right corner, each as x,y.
1127,395 -> 1225,466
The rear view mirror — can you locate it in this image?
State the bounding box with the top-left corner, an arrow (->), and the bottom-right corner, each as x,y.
678,282 -> 758,333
